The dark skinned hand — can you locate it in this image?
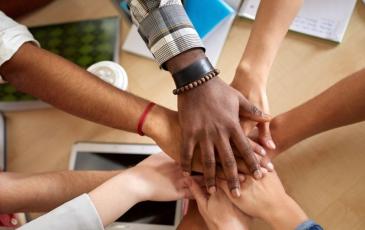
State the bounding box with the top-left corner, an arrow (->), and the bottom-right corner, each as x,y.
177,77 -> 271,197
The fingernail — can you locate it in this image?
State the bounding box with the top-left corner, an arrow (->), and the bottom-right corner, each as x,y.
261,167 -> 268,174
208,186 -> 216,194
267,162 -> 274,171
260,148 -> 266,156
238,174 -> 245,182
267,140 -> 276,150
232,188 -> 241,198
183,171 -> 190,177
254,170 -> 263,179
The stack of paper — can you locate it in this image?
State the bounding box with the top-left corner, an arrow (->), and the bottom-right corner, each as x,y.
239,0 -> 356,43
123,0 -> 241,66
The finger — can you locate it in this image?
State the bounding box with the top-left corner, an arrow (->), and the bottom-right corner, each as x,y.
188,177 -> 208,208
258,122 -> 276,150
199,139 -> 216,194
248,139 -> 266,157
232,147 -> 250,174
239,96 -> 271,122
215,137 -> 240,197
180,138 -> 196,176
231,128 -> 262,180
190,175 -> 205,186
260,155 -> 274,172
216,164 -> 245,182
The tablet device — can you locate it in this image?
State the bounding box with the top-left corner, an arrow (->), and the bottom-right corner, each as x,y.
69,142 -> 183,230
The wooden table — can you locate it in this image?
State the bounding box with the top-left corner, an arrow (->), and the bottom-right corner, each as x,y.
8,0 -> 365,229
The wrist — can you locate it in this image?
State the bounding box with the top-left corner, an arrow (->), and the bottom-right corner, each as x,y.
119,168 -> 150,203
143,105 -> 176,139
165,48 -> 206,74
270,107 -> 315,157
264,195 -> 308,230
235,61 -> 268,87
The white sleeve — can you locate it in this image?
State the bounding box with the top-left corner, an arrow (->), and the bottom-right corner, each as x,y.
0,11 -> 40,80
18,194 -> 104,230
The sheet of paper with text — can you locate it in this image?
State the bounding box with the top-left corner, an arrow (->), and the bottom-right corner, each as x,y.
239,0 -> 357,42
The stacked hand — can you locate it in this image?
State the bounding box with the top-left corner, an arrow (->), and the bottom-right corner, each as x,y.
178,77 -> 271,197
188,170 -> 308,230
231,68 -> 275,150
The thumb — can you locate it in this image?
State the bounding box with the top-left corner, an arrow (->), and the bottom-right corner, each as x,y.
258,122 -> 276,150
239,96 -> 271,122
188,177 -> 208,208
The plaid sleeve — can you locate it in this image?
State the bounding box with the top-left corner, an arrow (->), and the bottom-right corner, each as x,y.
128,0 -> 205,67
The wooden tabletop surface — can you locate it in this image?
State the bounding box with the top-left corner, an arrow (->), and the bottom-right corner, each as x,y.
7,0 -> 365,229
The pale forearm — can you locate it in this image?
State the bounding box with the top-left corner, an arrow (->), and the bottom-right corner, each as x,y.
271,68 -> 365,153
89,169 -> 141,226
0,170 -> 119,213
237,0 -> 303,84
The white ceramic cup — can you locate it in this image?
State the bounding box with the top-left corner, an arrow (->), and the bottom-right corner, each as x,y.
87,61 -> 128,91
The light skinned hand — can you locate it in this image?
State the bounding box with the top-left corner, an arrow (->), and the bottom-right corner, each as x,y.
188,177 -> 251,230
129,153 -> 194,201
231,71 -> 276,151
178,77 -> 271,197
217,171 -> 308,230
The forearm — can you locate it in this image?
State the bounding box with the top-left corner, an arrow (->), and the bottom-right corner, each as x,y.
271,68 -> 365,153
236,0 -> 303,85
89,169 -> 141,226
128,0 -> 205,69
0,43 -> 171,137
0,170 -> 119,213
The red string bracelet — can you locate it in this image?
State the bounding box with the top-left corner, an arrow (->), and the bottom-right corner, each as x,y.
137,102 -> 156,136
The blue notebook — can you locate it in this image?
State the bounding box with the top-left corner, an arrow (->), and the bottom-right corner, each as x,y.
185,0 -> 234,39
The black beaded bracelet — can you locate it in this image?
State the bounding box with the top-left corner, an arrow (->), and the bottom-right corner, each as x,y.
173,69 -> 220,95
172,57 -> 214,88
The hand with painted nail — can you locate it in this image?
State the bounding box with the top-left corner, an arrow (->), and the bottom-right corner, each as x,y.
188,177 -> 251,230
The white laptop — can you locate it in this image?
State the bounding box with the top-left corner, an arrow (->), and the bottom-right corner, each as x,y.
69,142 -> 183,230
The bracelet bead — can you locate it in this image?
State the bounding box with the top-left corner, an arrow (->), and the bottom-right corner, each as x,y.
172,69 -> 220,95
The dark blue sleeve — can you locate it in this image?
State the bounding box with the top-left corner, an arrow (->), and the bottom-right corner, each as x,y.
296,220 -> 324,230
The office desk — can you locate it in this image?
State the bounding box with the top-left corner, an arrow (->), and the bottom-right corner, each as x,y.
7,0 -> 365,229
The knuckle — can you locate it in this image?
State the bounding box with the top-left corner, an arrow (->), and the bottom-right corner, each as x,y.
240,142 -> 252,154
250,104 -> 262,116
249,163 -> 260,173
222,157 -> 237,168
226,121 -> 239,133
205,177 -> 216,187
203,157 -> 216,169
181,152 -> 192,162
181,162 -> 191,171
228,177 -> 240,189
